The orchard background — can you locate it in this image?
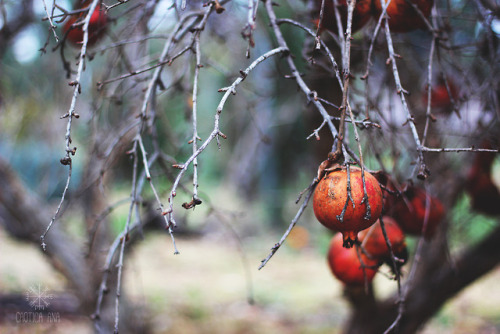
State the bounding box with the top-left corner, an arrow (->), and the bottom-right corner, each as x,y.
0,0 -> 499,333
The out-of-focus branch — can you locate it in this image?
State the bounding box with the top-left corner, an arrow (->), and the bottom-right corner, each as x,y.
41,0 -> 104,249
0,0 -> 35,58
0,158 -> 92,303
166,46 -> 289,227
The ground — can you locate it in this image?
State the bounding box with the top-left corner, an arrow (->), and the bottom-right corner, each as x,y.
0,227 -> 499,333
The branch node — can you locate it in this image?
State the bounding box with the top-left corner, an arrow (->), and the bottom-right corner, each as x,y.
60,156 -> 72,166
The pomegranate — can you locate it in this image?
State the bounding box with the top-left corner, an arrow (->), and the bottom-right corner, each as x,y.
359,216 -> 406,259
423,80 -> 458,113
63,1 -> 108,47
313,0 -> 372,34
467,178 -> 500,216
391,185 -> 445,238
465,144 -> 500,216
313,166 -> 383,248
372,0 -> 433,33
327,233 -> 379,286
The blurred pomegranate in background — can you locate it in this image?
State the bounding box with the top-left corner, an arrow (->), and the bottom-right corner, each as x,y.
423,79 -> 458,115
312,0 -> 372,34
63,1 -> 108,47
372,0 -> 433,33
286,226 -> 310,250
390,185 -> 445,238
359,216 -> 406,259
465,141 -> 500,216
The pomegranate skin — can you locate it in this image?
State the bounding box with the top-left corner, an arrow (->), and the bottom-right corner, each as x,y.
327,233 -> 379,286
391,186 -> 445,238
63,3 -> 108,47
359,216 -> 406,259
313,166 -> 383,248
372,0 -> 433,33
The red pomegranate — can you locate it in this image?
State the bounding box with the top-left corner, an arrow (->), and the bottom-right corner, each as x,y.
63,1 -> 108,47
391,185 -> 445,238
313,0 -> 372,34
372,0 -> 433,33
313,166 -> 383,248
327,233 -> 379,286
359,216 -> 406,259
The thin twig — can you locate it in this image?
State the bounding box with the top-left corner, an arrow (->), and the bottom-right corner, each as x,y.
42,0 -> 102,249
383,18 -> 427,179
259,178 -> 316,269
166,46 -> 290,227
191,31 -> 202,203
276,18 -> 344,93
264,0 -> 340,148
422,37 -> 437,146
42,0 -> 59,42
113,140 -> 139,334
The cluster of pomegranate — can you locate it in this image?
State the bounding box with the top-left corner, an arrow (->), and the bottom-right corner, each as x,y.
313,166 -> 445,286
313,0 -> 433,34
327,216 -> 407,286
62,0 -> 109,47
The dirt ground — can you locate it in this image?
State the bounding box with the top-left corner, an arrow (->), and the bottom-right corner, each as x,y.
0,227 -> 499,334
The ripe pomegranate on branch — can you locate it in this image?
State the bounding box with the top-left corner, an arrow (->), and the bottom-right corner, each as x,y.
313,164 -> 383,248
327,232 -> 380,286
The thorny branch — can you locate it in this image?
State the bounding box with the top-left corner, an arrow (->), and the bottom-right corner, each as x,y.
166,46 -> 290,227
264,0 -> 340,149
41,0 -> 102,250
422,37 -> 437,146
92,5 -> 220,330
258,0 -> 362,268
189,27 -> 203,208
382,17 -> 428,180
41,0 -> 58,42
241,0 -> 259,57
259,178 -> 316,270
112,140 -> 139,334
276,18 -> 343,90
92,150 -> 160,331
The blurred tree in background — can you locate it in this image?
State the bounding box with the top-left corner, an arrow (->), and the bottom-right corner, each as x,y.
0,0 -> 499,333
